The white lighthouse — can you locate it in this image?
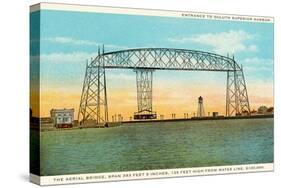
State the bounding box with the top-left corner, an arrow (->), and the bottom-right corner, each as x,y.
197,96 -> 205,117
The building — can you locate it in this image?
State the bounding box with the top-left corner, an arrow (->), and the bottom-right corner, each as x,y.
50,108 -> 74,128
212,112 -> 219,117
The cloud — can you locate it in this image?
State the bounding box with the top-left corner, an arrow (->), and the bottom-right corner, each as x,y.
39,52 -> 97,64
44,37 -> 128,50
243,57 -> 273,65
44,37 -> 98,46
168,30 -> 257,54
248,45 -> 258,52
242,57 -> 273,72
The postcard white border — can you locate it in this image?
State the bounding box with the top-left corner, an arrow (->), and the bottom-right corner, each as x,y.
30,2 -> 273,23
30,163 -> 273,185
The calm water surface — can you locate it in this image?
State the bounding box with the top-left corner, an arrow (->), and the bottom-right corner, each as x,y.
40,118 -> 273,175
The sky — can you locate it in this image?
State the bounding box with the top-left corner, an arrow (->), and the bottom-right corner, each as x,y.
30,9 -> 274,119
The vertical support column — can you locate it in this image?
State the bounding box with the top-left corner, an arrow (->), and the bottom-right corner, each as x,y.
226,61 -> 250,116
134,69 -> 157,120
78,55 -> 108,125
233,62 -> 240,115
237,66 -> 251,115
226,71 -> 234,116
97,59 -> 101,123
226,70 -> 230,116
78,60 -> 89,123
102,54 -> 109,122
226,67 -> 239,116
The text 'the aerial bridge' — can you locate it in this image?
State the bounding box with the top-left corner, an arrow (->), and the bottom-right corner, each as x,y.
78,47 -> 251,124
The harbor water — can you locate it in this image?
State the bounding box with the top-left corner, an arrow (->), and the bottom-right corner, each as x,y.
39,118 -> 273,176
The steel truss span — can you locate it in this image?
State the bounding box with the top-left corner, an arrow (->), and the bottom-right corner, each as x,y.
78,48 -> 251,124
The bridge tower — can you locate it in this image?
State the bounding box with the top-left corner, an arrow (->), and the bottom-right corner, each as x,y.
197,96 -> 205,117
134,69 -> 157,120
226,58 -> 251,116
78,46 -> 108,125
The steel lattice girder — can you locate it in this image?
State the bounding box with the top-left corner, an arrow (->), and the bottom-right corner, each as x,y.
78,48 -> 251,124
226,67 -> 251,116
78,56 -> 108,124
100,48 -> 237,71
135,69 -> 153,113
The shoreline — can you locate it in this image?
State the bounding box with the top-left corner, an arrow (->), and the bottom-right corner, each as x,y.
32,114 -> 274,132
122,114 -> 274,124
